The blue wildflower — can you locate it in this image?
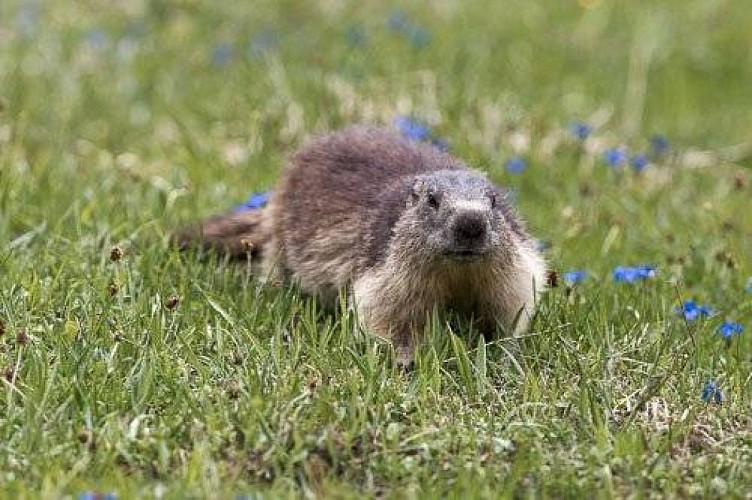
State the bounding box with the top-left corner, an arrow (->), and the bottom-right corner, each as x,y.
85,28 -> 108,50
406,25 -> 430,49
17,2 -> 39,37
394,116 -> 448,151
650,135 -> 670,156
563,270 -> 587,285
234,192 -> 270,212
717,321 -> 743,339
568,121 -> 593,140
674,300 -> 713,322
745,279 -> 752,293
505,157 -> 527,174
345,25 -> 367,47
430,137 -> 450,152
701,381 -> 723,404
211,43 -> 233,66
78,492 -> 116,500
631,154 -> 649,172
248,32 -> 278,58
387,11 -> 409,32
386,11 -> 429,48
394,116 -> 431,142
603,148 -> 627,167
535,240 -> 551,252
613,265 -> 656,283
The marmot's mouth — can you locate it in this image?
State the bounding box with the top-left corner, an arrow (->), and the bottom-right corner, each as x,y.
443,249 -> 488,262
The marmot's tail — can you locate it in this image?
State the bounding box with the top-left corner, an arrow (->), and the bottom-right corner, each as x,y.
173,209 -> 268,260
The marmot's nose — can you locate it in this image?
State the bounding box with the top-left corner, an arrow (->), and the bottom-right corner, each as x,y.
453,212 -> 487,246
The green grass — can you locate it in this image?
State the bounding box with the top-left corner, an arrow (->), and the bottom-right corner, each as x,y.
1,0 -> 751,497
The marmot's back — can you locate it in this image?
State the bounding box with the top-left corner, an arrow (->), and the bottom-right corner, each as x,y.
267,127 -> 466,296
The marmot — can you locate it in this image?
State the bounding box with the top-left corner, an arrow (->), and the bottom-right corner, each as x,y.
177,126 -> 546,365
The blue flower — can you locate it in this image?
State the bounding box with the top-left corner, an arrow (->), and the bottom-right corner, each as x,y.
406,25 -> 430,49
234,192 -> 270,212
745,279 -> 752,293
85,28 -> 108,50
650,135 -> 670,156
717,321 -> 743,339
535,240 -> 551,252
394,116 -> 431,142
78,492 -> 116,500
630,154 -> 649,172
16,2 -> 39,37
394,117 -> 449,151
386,11 -> 429,48
701,381 -> 722,404
387,11 -> 409,32
603,148 -> 627,167
345,25 -> 367,47
248,32 -> 278,58
568,121 -> 593,140
505,157 -> 527,174
674,300 -> 713,321
613,265 -> 656,283
430,137 -> 450,152
563,270 -> 587,285
211,43 -> 233,66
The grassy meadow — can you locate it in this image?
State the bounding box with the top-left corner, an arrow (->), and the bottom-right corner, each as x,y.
1,0 -> 751,497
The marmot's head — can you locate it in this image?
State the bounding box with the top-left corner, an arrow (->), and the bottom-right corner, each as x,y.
397,170 -> 522,263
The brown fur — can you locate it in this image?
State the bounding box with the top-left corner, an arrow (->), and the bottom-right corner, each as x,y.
177,126 -> 547,365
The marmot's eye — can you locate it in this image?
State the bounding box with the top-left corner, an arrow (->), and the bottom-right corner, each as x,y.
427,192 -> 440,209
489,192 -> 497,208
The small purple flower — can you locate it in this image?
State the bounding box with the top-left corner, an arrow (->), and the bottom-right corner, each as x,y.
603,148 -> 627,167
505,157 -> 527,174
650,135 -> 670,156
701,381 -> 722,404
568,121 -> 593,140
563,270 -> 587,285
78,492 -> 116,500
674,300 -> 713,322
394,116 -> 431,142
717,321 -> 743,339
630,154 -> 649,172
234,192 -> 270,212
613,265 -> 656,283
211,43 -> 233,66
